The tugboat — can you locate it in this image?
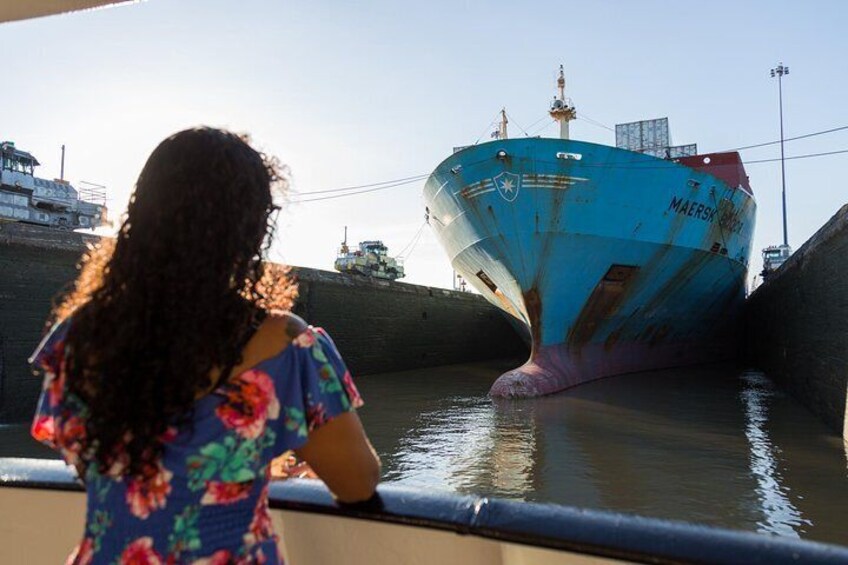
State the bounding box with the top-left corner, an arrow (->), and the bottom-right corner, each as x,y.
0,140 -> 107,229
333,227 -> 405,281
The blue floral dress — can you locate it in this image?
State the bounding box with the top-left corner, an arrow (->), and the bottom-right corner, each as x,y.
30,317 -> 363,564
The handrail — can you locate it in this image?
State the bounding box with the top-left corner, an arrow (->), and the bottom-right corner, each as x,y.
2,457 -> 848,565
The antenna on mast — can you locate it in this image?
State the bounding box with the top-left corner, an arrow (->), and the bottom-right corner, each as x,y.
491,108 -> 509,140
340,226 -> 349,255
549,65 -> 576,140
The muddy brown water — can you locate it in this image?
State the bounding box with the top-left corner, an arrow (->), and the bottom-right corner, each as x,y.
4,360 -> 847,546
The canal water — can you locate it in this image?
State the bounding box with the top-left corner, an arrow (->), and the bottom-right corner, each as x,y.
356,360 -> 848,547
4,360 -> 847,547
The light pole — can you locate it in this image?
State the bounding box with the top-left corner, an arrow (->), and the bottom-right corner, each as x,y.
770,62 -> 789,247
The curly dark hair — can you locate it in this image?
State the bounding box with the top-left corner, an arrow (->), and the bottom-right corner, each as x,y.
54,127 -> 296,478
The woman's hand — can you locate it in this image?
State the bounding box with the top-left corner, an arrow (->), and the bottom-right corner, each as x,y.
270,451 -> 318,480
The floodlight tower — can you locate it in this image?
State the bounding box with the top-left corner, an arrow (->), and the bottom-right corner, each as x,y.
770,62 -> 790,247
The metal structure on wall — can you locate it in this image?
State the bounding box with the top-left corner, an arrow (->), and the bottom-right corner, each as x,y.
0,141 -> 107,229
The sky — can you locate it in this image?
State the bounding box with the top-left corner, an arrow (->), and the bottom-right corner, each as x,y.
2,0 -> 846,290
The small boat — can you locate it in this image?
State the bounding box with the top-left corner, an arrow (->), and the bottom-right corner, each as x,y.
1,457 -> 847,564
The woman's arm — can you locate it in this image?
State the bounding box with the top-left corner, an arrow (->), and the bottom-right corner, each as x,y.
295,411 -> 381,503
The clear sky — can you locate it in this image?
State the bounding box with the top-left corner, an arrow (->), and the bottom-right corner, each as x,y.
2,0 -> 846,289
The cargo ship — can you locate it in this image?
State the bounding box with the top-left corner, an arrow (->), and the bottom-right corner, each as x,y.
424,67 -> 756,398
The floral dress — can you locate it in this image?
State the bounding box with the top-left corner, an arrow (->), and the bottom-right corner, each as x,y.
30,317 -> 363,564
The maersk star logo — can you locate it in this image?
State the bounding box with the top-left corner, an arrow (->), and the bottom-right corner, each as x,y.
493,172 -> 521,202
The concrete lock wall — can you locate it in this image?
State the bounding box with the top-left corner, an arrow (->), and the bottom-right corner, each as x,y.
746,204 -> 848,439
0,223 -> 96,423
0,223 -> 527,423
289,267 -> 528,376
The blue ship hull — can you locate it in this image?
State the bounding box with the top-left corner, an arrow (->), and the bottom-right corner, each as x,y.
424,138 -> 756,397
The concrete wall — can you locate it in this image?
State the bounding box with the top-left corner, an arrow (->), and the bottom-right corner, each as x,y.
290,267 -> 528,376
746,204 -> 848,439
0,223 -> 527,423
0,222 -> 94,423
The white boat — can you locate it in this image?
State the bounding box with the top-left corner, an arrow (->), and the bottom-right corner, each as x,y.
2,458 -> 847,564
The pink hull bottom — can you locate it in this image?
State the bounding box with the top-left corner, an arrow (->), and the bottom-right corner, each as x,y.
489,341 -> 734,398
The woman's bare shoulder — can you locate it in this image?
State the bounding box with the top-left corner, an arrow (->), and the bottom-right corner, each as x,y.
232,311 -> 310,374
262,310 -> 309,341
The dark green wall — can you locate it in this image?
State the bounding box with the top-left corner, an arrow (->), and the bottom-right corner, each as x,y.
291,267 -> 528,376
746,204 -> 848,439
0,224 -> 527,423
0,223 -> 91,422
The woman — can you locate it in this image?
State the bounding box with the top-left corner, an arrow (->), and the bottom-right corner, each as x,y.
29,127 -> 381,564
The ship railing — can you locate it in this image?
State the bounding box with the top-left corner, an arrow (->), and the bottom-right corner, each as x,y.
77,182 -> 108,208
1,457 -> 847,564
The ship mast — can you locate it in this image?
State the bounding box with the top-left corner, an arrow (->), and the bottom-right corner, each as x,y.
498,108 -> 509,140
549,65 -> 576,140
